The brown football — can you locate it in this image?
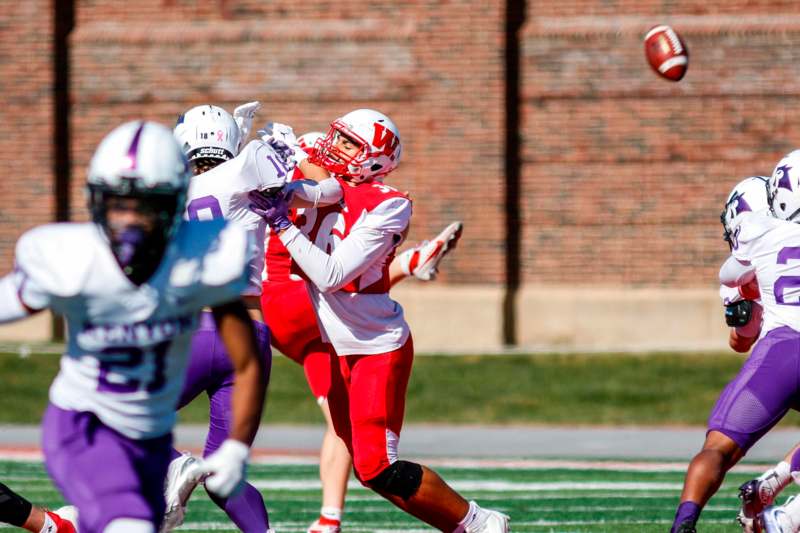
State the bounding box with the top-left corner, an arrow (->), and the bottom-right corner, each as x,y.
644,25 -> 689,82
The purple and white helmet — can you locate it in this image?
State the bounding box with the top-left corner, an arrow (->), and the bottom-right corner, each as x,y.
769,150 -> 800,222
87,121 -> 191,281
721,176 -> 769,246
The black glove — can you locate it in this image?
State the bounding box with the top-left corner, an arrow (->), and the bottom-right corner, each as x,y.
725,300 -> 753,327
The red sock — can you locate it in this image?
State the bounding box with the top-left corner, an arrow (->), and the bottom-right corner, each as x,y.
318,515 -> 341,526
46,511 -> 76,533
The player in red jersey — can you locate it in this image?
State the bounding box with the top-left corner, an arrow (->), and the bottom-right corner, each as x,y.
261,127 -> 463,533
253,109 -> 507,533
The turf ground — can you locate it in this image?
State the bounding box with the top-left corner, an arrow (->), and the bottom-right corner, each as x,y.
1,457 -> 795,532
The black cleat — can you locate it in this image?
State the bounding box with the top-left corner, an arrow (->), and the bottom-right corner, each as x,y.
675,521 -> 697,533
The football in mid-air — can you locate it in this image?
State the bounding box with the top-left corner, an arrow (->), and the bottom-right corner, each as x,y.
644,25 -> 689,82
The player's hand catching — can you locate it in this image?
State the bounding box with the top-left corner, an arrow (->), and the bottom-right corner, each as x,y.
258,122 -> 309,167
248,190 -> 293,232
233,101 -> 261,151
198,439 -> 250,499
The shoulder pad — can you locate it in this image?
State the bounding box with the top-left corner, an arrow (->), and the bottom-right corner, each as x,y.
16,223 -> 97,298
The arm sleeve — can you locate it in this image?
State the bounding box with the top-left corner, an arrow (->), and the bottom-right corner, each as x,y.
285,178 -> 343,208
238,140 -> 290,193
0,271 -> 32,323
13,230 -> 54,310
280,197 -> 411,292
719,255 -> 756,288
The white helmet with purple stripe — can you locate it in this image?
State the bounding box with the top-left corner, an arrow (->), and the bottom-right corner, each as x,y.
721,176 -> 769,247
87,121 -> 190,282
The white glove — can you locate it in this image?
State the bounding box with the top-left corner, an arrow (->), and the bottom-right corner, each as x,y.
199,439 -> 250,498
258,122 -> 309,167
233,101 -> 262,152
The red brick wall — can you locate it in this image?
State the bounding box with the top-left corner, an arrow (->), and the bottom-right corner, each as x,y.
69,1 -> 506,283
521,11 -> 800,285
0,1 -> 54,269
5,1 -> 800,290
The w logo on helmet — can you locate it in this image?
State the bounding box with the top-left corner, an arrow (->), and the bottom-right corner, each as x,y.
372,124 -> 399,158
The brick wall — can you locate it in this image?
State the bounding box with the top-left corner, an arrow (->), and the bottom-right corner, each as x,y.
4,1 -> 800,296
0,1 -> 54,269
521,10 -> 800,286
68,0 -> 506,284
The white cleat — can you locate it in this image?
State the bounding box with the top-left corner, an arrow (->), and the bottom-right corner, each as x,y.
762,505 -> 793,533
408,221 -> 463,281
52,505 -> 79,532
160,452 -> 204,533
468,509 -> 510,533
307,518 -> 341,533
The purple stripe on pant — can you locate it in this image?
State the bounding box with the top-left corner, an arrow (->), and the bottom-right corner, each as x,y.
175,311 -> 272,533
708,325 -> 800,452
42,405 -> 172,532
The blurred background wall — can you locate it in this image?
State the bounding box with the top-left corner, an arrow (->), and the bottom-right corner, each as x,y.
2,1 -> 798,352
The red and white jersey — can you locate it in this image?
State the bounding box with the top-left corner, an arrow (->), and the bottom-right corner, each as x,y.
723,211 -> 800,335
13,220 -> 250,439
186,139 -> 290,295
279,178 -> 412,355
263,171 -> 343,282
263,167 -> 304,283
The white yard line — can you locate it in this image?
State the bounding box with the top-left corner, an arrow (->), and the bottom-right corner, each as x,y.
0,448 -> 774,474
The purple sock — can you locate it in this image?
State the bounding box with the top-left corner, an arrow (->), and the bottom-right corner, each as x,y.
671,501 -> 701,532
206,483 -> 269,533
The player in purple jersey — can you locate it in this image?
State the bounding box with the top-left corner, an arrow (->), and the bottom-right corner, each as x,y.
671,156 -> 800,533
0,121 -> 267,533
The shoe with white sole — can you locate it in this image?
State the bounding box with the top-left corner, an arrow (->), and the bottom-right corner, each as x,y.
762,504 -> 793,533
307,517 -> 341,533
50,506 -> 78,533
399,221 -> 463,281
160,452 -> 204,532
465,508 -> 510,533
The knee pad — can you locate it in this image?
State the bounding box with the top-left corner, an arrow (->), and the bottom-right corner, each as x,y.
365,460 -> 423,500
0,482 -> 32,527
104,518 -> 155,533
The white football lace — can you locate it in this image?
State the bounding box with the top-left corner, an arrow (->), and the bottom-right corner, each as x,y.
665,27 -> 683,54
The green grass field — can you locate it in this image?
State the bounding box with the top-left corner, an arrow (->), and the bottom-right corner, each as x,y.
5,349 -> 799,426
1,458 -> 793,532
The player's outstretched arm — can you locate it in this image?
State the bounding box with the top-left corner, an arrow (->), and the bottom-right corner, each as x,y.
200,299 -> 267,498
0,272 -> 39,323
284,177 -> 342,209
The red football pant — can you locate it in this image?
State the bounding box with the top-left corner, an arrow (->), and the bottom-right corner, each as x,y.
261,279 -> 333,400
327,337 -> 414,482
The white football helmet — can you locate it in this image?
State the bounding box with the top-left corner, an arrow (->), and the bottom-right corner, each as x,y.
173,104 -> 241,174
721,176 -> 769,247
297,131 -> 325,155
769,150 -> 800,222
87,120 -> 191,282
311,109 -> 401,182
